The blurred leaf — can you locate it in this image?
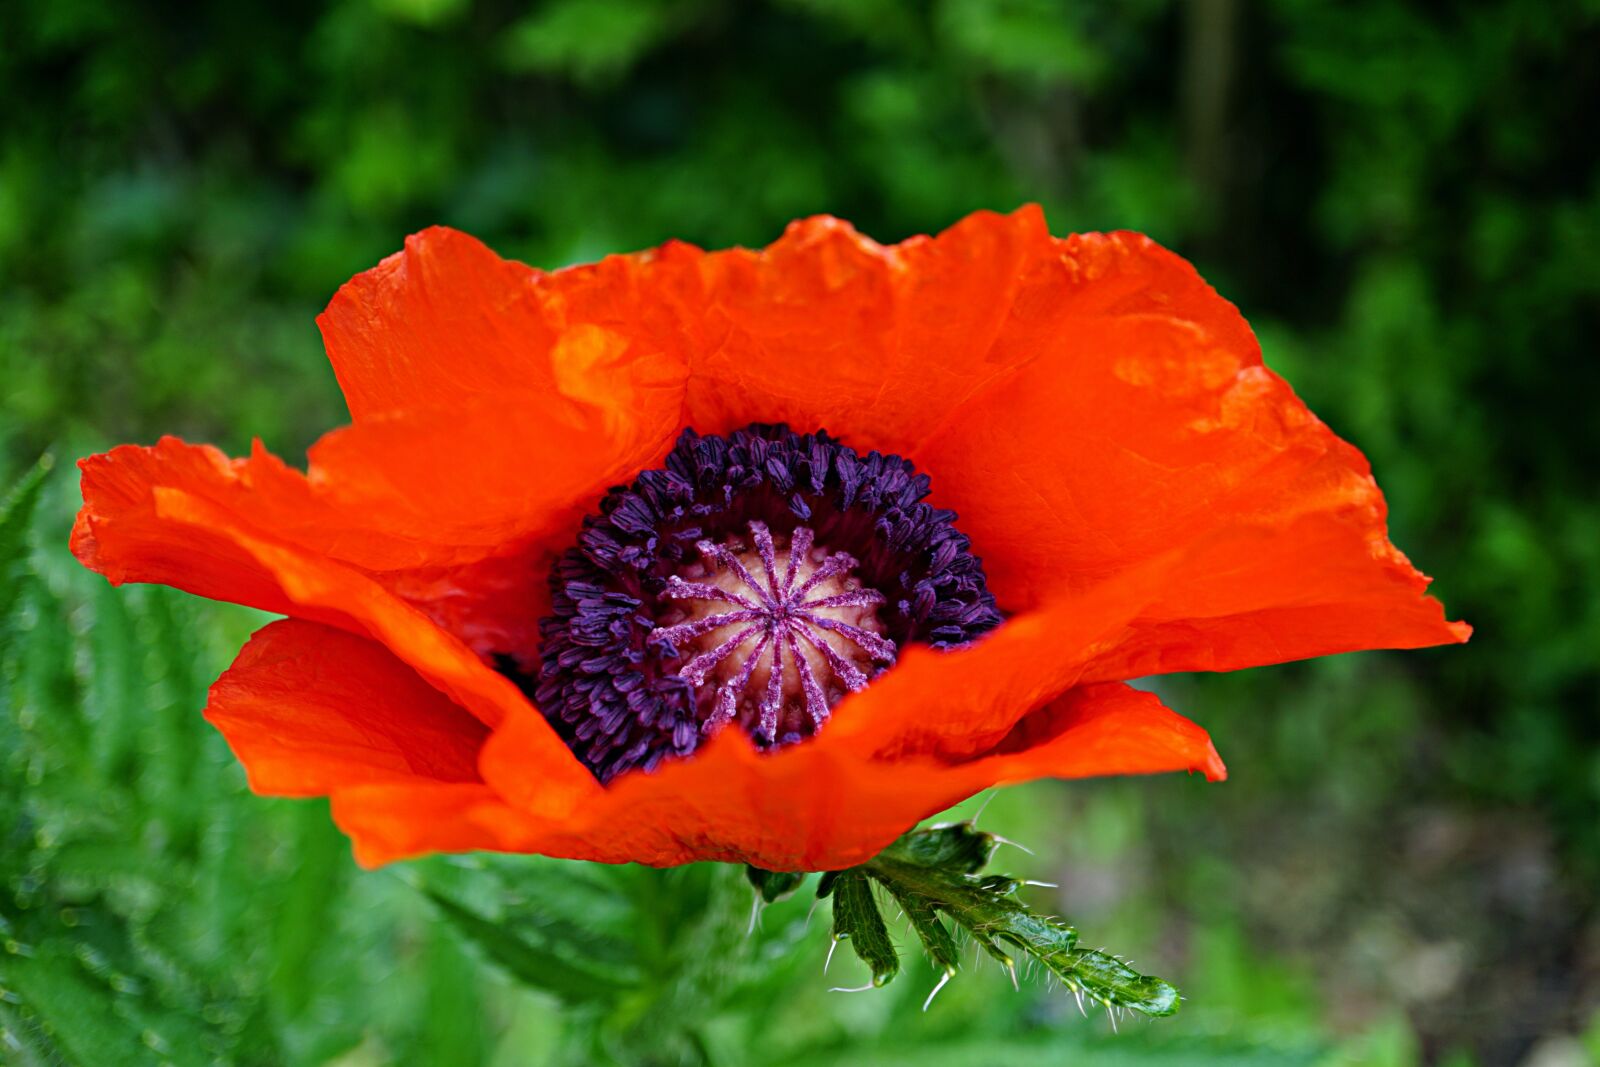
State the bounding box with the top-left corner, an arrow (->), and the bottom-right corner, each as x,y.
499,0 -> 698,85
423,889 -> 639,1005
936,0 -> 1103,82
0,455 -> 49,631
370,0 -> 467,28
776,1032 -> 1325,1067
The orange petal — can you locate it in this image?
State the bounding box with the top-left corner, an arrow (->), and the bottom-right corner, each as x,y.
308,231 -> 691,650
471,681 -> 1220,870
72,367 -> 680,659
302,336 -> 687,569
980,681 -> 1225,783
201,617 -> 545,867
357,211 -> 1055,458
332,782 -> 542,868
911,230 -> 1467,669
678,207 -> 1057,454
198,617 -> 1222,869
82,230 -> 689,659
206,619 -> 488,794
72,442 -> 599,810
318,226 -> 566,420
819,558 -> 1172,761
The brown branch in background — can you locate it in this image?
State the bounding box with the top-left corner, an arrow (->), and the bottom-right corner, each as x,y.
1183,0 -> 1239,234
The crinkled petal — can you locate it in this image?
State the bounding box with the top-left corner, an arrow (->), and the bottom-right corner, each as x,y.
911,230 -> 1467,671
820,559 -> 1173,760
196,617 -> 1220,870
678,207 -> 1056,454
318,226 -> 567,420
315,229 -> 689,568
72,444 -> 597,810
983,681 -> 1225,782
77,226 -> 691,664
203,617 -> 534,870
332,782 -> 540,868
303,336 -> 687,568
470,681 -> 1220,870
69,403 -> 671,665
322,212 -> 1058,460
206,619 -> 488,793
199,617 -> 548,866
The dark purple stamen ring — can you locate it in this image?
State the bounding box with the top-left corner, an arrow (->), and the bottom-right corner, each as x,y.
529,424 -> 1002,782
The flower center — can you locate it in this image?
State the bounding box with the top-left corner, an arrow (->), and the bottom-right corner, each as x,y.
649,521 -> 895,745
527,424 -> 1001,783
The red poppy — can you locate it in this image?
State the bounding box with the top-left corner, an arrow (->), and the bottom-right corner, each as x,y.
72,207 -> 1468,871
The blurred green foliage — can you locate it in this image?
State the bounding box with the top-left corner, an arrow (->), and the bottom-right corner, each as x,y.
1,0 -> 1596,1064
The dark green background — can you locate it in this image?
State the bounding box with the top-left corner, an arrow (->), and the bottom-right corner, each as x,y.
2,1 -> 1596,1065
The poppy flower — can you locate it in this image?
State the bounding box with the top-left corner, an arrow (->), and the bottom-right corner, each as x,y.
71,206 -> 1468,872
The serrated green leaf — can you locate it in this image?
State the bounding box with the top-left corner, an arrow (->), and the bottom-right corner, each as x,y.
868,854 -> 1077,978
87,583 -> 138,783
829,870 -> 898,987
417,918 -> 489,1066
0,945 -> 142,1067
0,456 -> 48,563
0,456 -> 50,642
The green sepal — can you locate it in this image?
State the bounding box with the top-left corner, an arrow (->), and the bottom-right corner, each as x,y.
812,822 -> 1182,1018
876,879 -> 960,977
1060,948 -> 1182,1015
876,820 -> 996,873
828,870 -> 898,987
744,866 -> 805,904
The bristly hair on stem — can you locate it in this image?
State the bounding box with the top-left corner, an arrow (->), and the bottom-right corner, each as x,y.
746,822 -> 1181,1019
